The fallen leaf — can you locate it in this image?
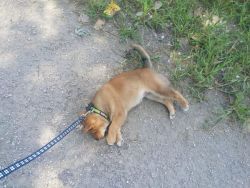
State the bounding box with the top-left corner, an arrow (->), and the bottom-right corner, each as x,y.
154,1 -> 162,10
212,15 -> 220,24
191,34 -> 199,41
194,7 -> 203,17
94,19 -> 105,30
136,11 -> 143,17
104,0 -> 121,17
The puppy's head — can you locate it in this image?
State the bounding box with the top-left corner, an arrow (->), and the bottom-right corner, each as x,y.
82,113 -> 109,140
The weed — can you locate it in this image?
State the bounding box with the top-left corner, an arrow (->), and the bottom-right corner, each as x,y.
119,26 -> 139,41
85,0 -> 108,19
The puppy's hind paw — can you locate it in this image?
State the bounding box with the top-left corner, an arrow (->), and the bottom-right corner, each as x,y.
183,105 -> 189,112
169,114 -> 175,120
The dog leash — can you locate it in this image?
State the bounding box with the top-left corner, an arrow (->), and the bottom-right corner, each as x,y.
0,115 -> 86,180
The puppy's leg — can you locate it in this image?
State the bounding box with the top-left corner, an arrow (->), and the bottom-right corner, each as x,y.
161,88 -> 189,111
164,99 -> 176,119
145,93 -> 176,119
116,130 -> 123,147
146,73 -> 189,111
107,111 -> 126,146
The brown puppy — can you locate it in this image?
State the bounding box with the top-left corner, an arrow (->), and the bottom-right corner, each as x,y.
81,44 -> 189,146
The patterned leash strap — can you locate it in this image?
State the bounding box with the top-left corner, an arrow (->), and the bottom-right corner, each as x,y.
0,115 -> 85,180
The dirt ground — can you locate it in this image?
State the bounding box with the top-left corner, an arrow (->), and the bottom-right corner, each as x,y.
0,0 -> 249,187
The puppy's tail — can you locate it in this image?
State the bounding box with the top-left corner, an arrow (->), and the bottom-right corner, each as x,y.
131,44 -> 152,69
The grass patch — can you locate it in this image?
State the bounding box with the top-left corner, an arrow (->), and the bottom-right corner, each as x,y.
119,26 -> 139,41
85,0 -> 107,19
83,0 -> 250,124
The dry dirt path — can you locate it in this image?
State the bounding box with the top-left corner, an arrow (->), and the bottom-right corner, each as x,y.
0,0 -> 249,187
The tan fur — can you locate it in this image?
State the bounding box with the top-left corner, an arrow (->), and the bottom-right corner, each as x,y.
81,44 -> 189,146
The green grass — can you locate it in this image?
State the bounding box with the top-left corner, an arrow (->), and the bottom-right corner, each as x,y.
85,0 -> 107,19
83,0 -> 250,125
119,26 -> 139,41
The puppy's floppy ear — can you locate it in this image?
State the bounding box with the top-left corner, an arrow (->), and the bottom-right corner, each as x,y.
83,115 -> 97,133
83,121 -> 95,133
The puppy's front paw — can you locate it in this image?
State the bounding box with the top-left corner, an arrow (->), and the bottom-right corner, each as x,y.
107,135 -> 116,145
116,136 -> 123,147
116,140 -> 122,147
107,130 -> 116,145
